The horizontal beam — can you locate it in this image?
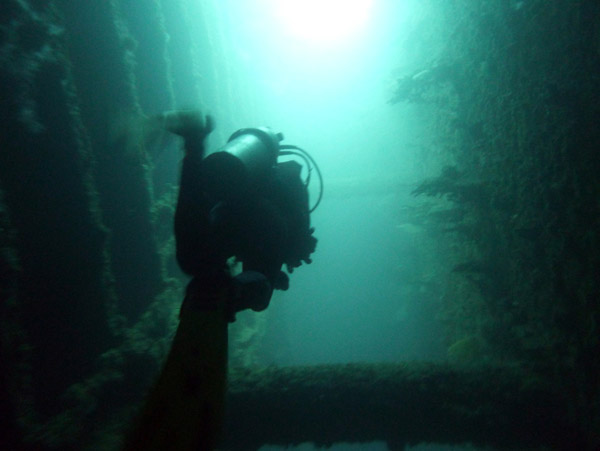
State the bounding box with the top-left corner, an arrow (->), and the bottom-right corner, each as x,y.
223,362 -> 580,450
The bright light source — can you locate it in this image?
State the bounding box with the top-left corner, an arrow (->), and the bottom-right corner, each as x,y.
270,0 -> 374,45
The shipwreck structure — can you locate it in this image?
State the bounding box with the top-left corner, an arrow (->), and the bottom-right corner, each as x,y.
1,0 -> 599,449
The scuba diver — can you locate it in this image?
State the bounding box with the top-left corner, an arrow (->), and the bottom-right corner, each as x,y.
123,111 -> 320,450
172,111 -> 319,320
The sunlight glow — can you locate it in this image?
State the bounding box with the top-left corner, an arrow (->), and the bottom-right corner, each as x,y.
270,0 -> 374,45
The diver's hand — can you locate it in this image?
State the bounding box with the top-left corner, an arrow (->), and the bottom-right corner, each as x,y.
161,110 -> 214,139
159,110 -> 215,155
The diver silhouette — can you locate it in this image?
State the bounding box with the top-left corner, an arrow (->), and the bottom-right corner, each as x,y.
123,111 -> 318,450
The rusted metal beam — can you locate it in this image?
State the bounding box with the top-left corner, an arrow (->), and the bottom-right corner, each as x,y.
223,362 -> 581,450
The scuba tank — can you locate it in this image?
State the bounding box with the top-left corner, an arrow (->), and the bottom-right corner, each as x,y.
200,127 -> 284,202
200,126 -> 323,211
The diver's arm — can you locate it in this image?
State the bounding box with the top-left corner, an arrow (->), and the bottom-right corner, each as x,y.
170,113 -> 224,275
174,149 -> 211,274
